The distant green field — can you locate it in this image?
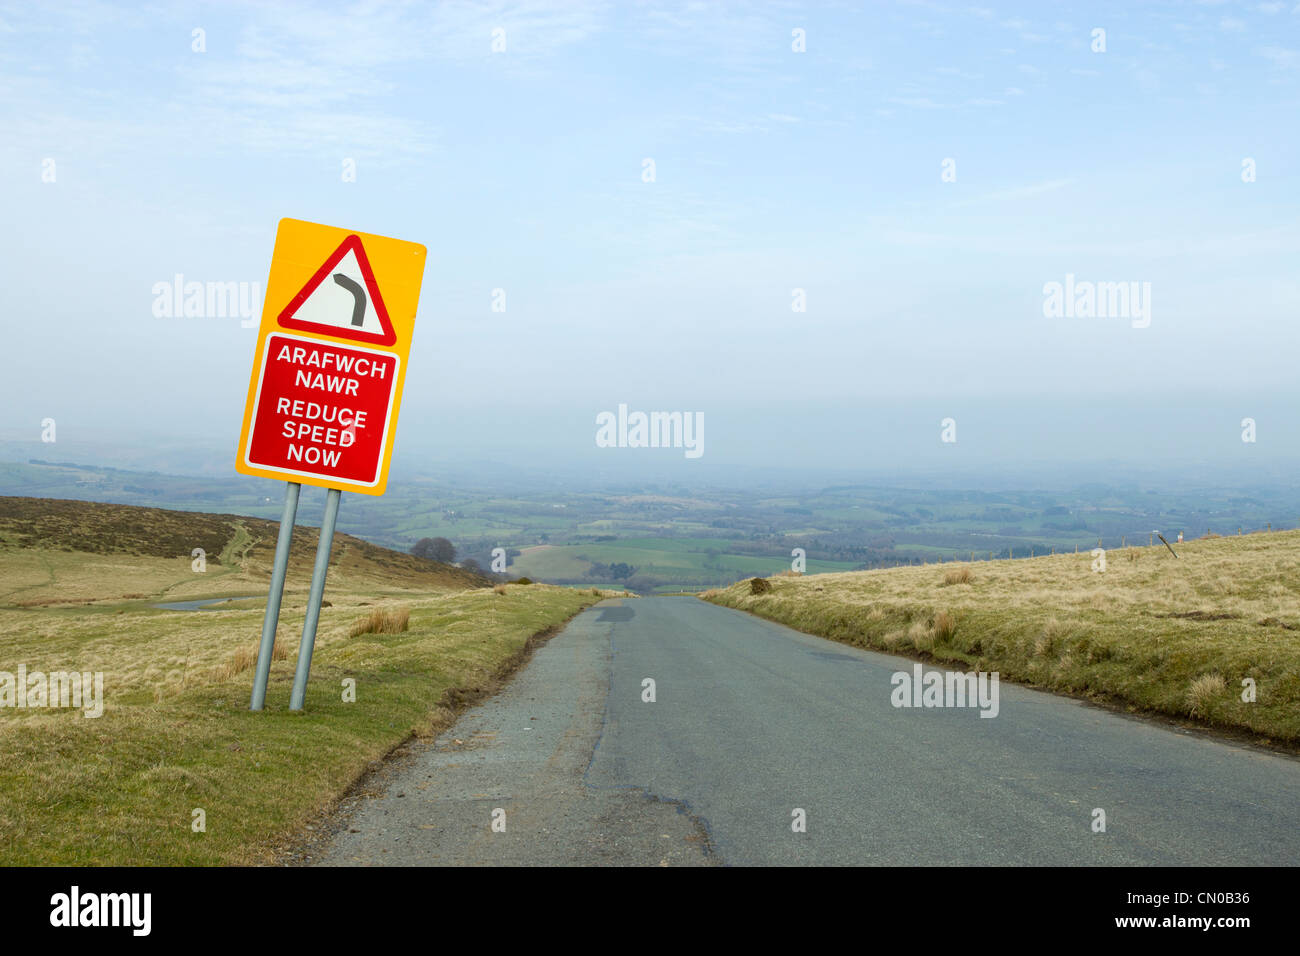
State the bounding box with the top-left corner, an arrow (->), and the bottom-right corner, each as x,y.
509,537 -> 859,588
8,459 -> 1300,594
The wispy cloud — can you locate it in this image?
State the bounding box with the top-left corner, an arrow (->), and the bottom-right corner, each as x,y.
1258,45 -> 1300,68
952,178 -> 1076,207
0,1 -> 610,165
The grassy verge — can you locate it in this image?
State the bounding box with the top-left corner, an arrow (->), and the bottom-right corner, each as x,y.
0,537 -> 609,864
701,531 -> 1300,745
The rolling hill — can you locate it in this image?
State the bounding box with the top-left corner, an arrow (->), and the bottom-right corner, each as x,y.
0,495 -> 486,608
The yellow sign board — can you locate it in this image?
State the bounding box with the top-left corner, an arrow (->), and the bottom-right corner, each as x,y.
235,219 -> 426,496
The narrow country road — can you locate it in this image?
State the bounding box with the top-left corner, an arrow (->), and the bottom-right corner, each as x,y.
318,596 -> 1300,866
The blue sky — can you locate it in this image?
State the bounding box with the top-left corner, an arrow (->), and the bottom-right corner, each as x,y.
2,1 -> 1298,476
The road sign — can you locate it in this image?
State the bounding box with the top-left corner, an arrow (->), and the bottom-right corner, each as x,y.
241,220 -> 426,712
236,219 -> 426,496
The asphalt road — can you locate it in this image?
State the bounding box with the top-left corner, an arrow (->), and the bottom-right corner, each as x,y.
319,596 -> 1300,866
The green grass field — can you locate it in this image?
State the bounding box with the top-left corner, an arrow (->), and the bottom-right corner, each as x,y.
0,497 -> 608,864
702,530 -> 1300,746
509,537 -> 860,587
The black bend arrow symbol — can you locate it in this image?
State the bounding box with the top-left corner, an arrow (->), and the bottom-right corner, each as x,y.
332,273 -> 367,327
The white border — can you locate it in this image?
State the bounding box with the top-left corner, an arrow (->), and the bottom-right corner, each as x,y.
241,332 -> 400,488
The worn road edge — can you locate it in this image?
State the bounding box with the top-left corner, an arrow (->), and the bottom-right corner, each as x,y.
270,604 -> 601,866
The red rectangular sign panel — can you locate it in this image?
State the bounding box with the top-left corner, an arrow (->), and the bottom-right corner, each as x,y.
244,332 -> 399,488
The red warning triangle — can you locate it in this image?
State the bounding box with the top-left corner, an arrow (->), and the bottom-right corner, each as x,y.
278,234 -> 397,346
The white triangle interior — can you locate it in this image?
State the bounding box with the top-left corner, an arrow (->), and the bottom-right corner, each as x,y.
286,248 -> 385,336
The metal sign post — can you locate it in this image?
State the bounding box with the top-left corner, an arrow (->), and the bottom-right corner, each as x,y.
249,481 -> 301,710
289,488 -> 341,711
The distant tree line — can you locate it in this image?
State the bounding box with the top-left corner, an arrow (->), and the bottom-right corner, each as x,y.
584,561 -> 636,581
410,537 -> 530,582
410,537 -> 455,563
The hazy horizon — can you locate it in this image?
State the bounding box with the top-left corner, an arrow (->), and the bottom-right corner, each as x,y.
3,1 -> 1298,491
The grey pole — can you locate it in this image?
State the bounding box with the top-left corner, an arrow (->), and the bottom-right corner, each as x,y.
250,481 -> 300,711
289,487 -> 341,711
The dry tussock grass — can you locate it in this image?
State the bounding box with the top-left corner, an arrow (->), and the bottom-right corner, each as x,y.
1034,618 -> 1069,657
942,567 -> 973,586
908,619 -> 934,652
1187,673 -> 1227,716
881,628 -> 907,649
348,606 -> 411,637
212,639 -> 289,682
